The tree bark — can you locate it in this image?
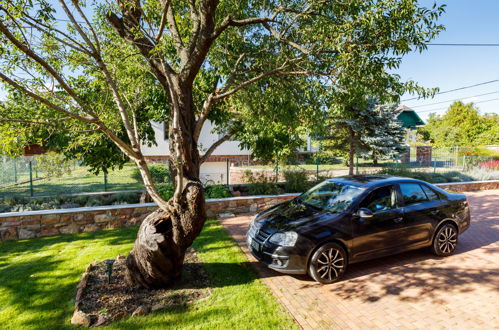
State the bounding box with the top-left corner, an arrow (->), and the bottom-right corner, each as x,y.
125,80 -> 206,289
348,126 -> 355,176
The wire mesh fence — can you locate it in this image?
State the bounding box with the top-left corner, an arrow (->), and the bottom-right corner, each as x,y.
0,156 -> 144,199
1,146 -> 498,199
228,146 -> 499,184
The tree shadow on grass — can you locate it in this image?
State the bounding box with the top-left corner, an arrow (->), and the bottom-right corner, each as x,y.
0,226 -> 138,267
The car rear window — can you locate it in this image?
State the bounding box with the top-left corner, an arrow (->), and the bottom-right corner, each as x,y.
399,183 -> 428,205
420,184 -> 439,201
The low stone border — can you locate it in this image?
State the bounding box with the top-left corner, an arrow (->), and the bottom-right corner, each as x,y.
1,180 -> 498,241
71,262 -> 94,327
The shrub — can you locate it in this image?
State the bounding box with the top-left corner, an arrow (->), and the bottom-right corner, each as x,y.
204,185 -> 232,199
242,170 -> 282,195
36,152 -> 73,179
132,163 -> 171,184
104,192 -> 140,205
2,195 -> 25,206
0,204 -> 12,213
156,183 -> 175,201
283,169 -> 312,193
85,196 -> 104,207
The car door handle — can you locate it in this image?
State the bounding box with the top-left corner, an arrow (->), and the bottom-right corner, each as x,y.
430,210 -> 439,216
394,217 -> 403,223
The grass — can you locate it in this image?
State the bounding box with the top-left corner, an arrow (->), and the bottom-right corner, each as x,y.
0,219 -> 296,329
0,163 -> 144,198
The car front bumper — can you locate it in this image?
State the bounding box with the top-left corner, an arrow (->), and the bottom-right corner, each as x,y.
246,233 -> 308,275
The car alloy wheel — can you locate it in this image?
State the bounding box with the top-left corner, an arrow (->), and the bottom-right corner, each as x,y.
308,243 -> 347,284
432,224 -> 458,256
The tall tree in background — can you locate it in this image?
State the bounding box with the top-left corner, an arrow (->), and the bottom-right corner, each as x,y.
321,99 -> 406,174
0,0 -> 444,288
421,101 -> 499,147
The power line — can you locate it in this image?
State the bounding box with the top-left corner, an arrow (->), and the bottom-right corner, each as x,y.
426,43 -> 499,46
415,96 -> 499,114
407,90 -> 499,108
402,79 -> 499,101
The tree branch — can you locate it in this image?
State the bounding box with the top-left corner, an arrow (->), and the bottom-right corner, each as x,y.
0,72 -> 94,123
0,20 -> 99,118
200,131 -> 235,164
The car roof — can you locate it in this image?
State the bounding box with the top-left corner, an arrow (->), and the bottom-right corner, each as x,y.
327,175 -> 423,187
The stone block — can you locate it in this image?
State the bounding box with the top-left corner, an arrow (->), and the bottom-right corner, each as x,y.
59,224 -> 80,234
94,213 -> 112,223
83,224 -> 99,232
18,228 -> 36,240
0,227 -> 17,240
41,214 -> 60,225
38,227 -> 59,237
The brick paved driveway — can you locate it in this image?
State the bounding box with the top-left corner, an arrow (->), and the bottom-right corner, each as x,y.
219,189 -> 499,329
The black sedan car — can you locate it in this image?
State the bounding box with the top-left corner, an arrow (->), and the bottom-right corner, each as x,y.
247,176 -> 470,284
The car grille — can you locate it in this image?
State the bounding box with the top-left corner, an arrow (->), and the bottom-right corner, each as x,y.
248,223 -> 271,243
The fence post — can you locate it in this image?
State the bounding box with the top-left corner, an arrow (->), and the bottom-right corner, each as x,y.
13,158 -> 17,183
226,159 -> 229,186
104,171 -> 108,192
275,159 -> 279,182
355,155 -> 359,175
462,155 -> 466,171
316,157 -> 319,181
29,161 -> 34,197
433,153 -> 436,173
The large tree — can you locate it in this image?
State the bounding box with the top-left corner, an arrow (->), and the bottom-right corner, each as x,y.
0,0 -> 444,288
320,98 -> 406,175
421,101 -> 499,147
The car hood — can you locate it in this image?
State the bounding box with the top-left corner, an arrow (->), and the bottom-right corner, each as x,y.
255,199 -> 340,233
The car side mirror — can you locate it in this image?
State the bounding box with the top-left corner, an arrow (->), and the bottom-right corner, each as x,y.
356,208 -> 374,218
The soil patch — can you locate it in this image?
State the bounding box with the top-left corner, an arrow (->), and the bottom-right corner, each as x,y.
76,248 -> 211,327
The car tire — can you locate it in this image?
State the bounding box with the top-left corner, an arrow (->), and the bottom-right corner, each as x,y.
308,242 -> 347,284
431,223 -> 458,256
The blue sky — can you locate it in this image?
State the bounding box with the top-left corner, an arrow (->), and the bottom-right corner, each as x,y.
1,0 -> 498,122
398,0 -> 499,120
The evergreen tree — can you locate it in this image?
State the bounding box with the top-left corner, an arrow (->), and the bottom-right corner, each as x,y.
321,99 -> 406,174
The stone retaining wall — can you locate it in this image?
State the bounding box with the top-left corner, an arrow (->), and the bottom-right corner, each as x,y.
1,180 -> 498,241
0,194 -> 297,241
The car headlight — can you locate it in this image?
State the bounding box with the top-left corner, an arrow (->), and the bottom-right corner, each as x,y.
268,231 -> 298,247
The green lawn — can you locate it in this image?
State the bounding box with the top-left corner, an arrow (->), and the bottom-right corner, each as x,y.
0,219 -> 296,329
0,163 -> 144,198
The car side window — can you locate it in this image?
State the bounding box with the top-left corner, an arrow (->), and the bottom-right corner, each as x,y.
359,186 -> 396,213
400,183 -> 429,205
420,184 -> 439,201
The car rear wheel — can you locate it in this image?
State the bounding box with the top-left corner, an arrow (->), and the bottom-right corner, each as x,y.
308,243 -> 347,284
432,223 -> 458,256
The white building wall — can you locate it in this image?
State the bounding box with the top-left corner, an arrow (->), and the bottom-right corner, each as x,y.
141,121 -> 250,157
140,121 -> 249,185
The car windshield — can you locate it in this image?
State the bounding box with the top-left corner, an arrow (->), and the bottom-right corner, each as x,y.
298,181 -> 366,213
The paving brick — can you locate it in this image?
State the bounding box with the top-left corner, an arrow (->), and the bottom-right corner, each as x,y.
218,189 -> 499,329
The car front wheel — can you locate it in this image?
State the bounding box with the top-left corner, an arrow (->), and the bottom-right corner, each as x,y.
308,243 -> 347,284
432,223 -> 458,256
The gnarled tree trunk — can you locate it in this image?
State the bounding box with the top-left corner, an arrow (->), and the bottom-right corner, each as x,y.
125,79 -> 206,289
125,181 -> 205,288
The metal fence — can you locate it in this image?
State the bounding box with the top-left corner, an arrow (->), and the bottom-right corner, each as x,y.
0,156 -> 144,199
230,146 -> 499,184
1,146 -> 498,198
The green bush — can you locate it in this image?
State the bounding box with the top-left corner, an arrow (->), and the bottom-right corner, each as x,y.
156,183 -> 175,201
132,163 -> 171,184
104,192 -> 140,205
242,170 -> 282,195
377,168 -> 478,183
204,185 -> 232,199
283,169 -> 313,193
36,152 -> 73,178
